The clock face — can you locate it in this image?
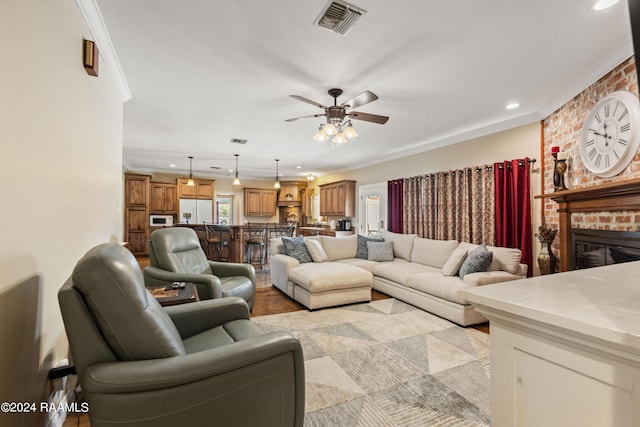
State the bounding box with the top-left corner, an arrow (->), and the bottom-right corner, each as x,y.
580,90 -> 640,178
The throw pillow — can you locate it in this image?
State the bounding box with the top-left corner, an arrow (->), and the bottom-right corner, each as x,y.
357,234 -> 384,259
458,244 -> 493,279
282,236 -> 312,263
305,238 -> 329,263
442,247 -> 468,276
367,241 -> 394,262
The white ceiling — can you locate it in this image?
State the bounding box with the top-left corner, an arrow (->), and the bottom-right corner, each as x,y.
95,0 -> 634,181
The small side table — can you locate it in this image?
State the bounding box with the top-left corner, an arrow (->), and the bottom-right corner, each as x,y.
147,282 -> 199,306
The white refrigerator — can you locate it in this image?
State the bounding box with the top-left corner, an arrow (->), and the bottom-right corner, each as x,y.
179,199 -> 213,224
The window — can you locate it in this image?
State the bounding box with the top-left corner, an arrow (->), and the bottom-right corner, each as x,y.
216,196 -> 233,224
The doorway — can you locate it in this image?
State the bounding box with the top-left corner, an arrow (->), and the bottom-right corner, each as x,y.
358,183 -> 387,235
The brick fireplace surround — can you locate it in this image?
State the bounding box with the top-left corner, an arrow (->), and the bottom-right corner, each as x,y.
537,178 -> 640,271
541,56 -> 640,268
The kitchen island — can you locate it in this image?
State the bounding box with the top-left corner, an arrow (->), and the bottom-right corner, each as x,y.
174,223 -> 293,265
461,261 -> 640,427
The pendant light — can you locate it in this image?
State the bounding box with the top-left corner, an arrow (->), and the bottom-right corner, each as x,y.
274,159 -> 281,189
232,154 -> 241,186
187,156 -> 195,186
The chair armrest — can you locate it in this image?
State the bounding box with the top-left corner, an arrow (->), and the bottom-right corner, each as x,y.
143,266 -> 223,299
83,332 -> 303,394
163,297 -> 250,338
208,261 -> 256,284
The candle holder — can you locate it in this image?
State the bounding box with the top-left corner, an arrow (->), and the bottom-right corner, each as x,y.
553,152 -> 568,191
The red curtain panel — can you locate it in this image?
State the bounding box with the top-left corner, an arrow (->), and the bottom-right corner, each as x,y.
494,158 -> 533,276
387,179 -> 404,233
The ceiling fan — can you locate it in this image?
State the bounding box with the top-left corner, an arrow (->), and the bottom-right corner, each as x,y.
286,88 -> 389,125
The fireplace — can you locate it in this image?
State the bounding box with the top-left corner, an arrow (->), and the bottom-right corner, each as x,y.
571,228 -> 640,270
537,178 -> 640,271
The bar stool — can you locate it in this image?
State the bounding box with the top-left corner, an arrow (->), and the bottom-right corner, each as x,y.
204,222 -> 231,261
245,222 -> 267,270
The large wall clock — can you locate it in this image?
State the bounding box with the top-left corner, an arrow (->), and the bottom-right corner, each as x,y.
579,90 -> 640,178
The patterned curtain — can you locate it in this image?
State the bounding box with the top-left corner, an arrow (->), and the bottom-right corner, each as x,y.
403,165 -> 494,244
403,176 -> 424,236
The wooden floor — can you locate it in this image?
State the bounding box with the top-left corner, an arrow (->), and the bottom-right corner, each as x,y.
62,258 -> 486,426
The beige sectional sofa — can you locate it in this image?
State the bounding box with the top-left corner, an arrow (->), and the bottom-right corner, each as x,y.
269,231 -> 527,326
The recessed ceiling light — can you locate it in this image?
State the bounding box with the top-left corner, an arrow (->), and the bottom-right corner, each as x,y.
169,164 -> 176,168
506,102 -> 520,110
296,165 -> 302,169
592,0 -> 620,11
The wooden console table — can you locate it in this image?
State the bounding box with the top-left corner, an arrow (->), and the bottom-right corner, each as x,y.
535,178 -> 640,271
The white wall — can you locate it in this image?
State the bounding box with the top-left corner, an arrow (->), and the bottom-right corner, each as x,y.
0,0 -> 123,424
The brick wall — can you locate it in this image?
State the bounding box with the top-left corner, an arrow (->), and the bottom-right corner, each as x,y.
542,56 -> 640,259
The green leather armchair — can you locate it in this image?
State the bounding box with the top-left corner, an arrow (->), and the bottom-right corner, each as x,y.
58,243 -> 304,427
144,227 -> 256,310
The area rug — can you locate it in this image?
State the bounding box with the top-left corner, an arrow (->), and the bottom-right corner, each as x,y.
253,298 -> 490,426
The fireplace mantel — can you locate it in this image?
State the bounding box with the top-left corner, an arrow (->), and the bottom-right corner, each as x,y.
535,178 -> 640,271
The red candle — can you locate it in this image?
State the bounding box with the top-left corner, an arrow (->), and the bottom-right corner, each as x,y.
551,146 -> 559,153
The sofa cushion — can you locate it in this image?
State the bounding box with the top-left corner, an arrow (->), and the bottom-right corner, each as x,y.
357,234 -> 384,259
463,270 -> 525,286
382,230 -> 418,261
458,244 -> 492,279
458,242 -> 522,274
282,236 -> 312,263
322,234 -> 358,261
367,241 -> 394,262
407,272 -> 470,305
373,261 -> 438,286
442,246 -> 468,276
289,262 -> 372,293
410,237 -> 459,268
335,258 -> 379,273
305,238 -> 329,263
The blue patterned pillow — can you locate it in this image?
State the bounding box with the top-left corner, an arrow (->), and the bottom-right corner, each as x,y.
458,244 -> 493,279
357,234 -> 384,259
282,236 -> 312,263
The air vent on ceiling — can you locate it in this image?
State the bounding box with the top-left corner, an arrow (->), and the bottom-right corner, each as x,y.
230,138 -> 247,144
314,0 -> 367,36
210,166 -> 221,170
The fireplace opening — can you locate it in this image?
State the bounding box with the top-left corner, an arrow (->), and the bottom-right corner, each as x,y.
570,229 -> 640,270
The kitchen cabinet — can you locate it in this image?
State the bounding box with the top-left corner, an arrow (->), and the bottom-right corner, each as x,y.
319,180 -> 355,217
244,188 -> 277,217
301,188 -> 314,217
150,182 -> 177,214
177,178 -> 214,199
124,174 -> 150,255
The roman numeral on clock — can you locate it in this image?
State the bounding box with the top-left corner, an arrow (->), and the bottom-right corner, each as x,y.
619,109 -> 628,121
595,153 -> 602,168
618,138 -> 628,145
620,123 -> 631,133
588,147 -> 597,160
604,103 -> 611,117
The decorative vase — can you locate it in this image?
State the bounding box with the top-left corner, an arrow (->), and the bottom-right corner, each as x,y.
537,242 -> 557,275
536,225 -> 558,275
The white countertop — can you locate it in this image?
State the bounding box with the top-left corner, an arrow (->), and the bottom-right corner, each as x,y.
461,261 -> 640,351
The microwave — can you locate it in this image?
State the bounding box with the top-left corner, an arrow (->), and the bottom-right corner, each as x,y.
150,215 -> 174,227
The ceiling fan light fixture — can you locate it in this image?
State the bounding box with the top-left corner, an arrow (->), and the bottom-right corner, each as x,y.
332,132 -> 348,144
307,173 -> 315,181
324,123 -> 338,136
343,122 -> 357,139
314,125 -> 329,141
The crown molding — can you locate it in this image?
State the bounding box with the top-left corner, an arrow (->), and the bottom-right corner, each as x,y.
75,0 -> 132,102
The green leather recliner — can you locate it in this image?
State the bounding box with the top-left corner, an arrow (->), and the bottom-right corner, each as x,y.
144,227 -> 256,310
58,243 -> 305,427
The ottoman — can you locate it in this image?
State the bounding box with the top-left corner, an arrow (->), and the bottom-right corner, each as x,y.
289,262 -> 373,309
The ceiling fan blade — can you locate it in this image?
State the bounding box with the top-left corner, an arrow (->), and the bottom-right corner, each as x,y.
341,90 -> 378,110
285,113 -> 326,122
289,95 -> 327,109
347,111 -> 389,124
